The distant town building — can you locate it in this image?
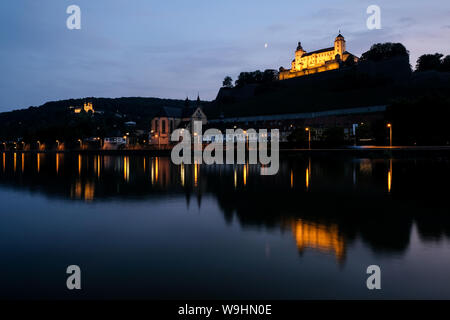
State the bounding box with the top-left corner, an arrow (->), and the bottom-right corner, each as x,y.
279,33 -> 359,80
149,96 -> 207,146
103,137 -> 127,150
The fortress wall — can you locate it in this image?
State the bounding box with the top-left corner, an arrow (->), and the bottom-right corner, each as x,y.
279,55 -> 412,88
279,62 -> 340,80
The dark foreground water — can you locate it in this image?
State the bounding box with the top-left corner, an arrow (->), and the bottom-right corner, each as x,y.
0,152 -> 449,299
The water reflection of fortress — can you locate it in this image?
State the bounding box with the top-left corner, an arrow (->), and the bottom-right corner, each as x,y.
288,219 -> 346,262
1,152 -> 450,261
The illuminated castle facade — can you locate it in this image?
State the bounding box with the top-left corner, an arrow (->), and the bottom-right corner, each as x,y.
73,102 -> 94,114
279,33 -> 359,80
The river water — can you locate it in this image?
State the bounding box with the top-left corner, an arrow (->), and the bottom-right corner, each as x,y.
0,153 -> 449,299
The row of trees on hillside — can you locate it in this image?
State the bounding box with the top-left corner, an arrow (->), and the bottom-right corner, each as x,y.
416,54 -> 450,72
360,43 -> 409,61
340,42 -> 450,73
222,69 -> 278,88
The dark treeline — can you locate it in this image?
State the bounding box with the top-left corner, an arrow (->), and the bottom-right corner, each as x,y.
222,69 -> 278,88
416,53 -> 450,72
360,42 -> 409,61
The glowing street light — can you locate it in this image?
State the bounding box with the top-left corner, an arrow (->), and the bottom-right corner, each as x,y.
387,123 -> 392,147
305,127 -> 311,150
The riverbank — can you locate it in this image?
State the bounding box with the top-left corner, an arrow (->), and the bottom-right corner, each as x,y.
281,146 -> 450,158
2,146 -> 450,158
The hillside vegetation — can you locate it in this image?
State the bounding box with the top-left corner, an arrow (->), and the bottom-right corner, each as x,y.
0,97 -> 189,141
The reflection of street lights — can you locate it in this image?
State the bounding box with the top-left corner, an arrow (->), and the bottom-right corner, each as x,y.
193,132 -> 198,150
387,123 -> 392,147
243,130 -> 248,150
305,127 -> 311,150
155,134 -> 160,148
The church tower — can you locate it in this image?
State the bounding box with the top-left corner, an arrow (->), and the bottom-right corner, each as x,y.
334,33 -> 346,61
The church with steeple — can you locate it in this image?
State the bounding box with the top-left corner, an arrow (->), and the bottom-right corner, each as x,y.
279,33 -> 359,80
149,94 -> 207,147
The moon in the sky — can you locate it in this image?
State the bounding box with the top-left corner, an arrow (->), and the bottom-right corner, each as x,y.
264,43 -> 268,48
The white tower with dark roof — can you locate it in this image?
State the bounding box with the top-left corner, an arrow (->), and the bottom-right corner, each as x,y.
334,33 -> 346,60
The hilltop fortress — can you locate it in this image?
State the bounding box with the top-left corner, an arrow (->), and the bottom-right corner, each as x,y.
279,33 -> 359,80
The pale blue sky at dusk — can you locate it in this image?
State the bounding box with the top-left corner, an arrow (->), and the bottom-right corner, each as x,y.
1,0 -> 449,111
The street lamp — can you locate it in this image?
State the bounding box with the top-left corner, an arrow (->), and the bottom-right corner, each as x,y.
387,123 -> 392,147
78,139 -> 82,149
305,127 -> 311,150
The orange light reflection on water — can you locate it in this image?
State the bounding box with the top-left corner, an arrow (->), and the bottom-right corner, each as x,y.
388,159 -> 393,193
37,153 -> 41,173
290,219 -> 346,262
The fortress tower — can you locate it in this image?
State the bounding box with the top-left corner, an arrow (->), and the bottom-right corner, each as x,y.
334,33 -> 346,61
292,42 -> 306,70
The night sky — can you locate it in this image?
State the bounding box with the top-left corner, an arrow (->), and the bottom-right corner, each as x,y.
1,0 -> 449,111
